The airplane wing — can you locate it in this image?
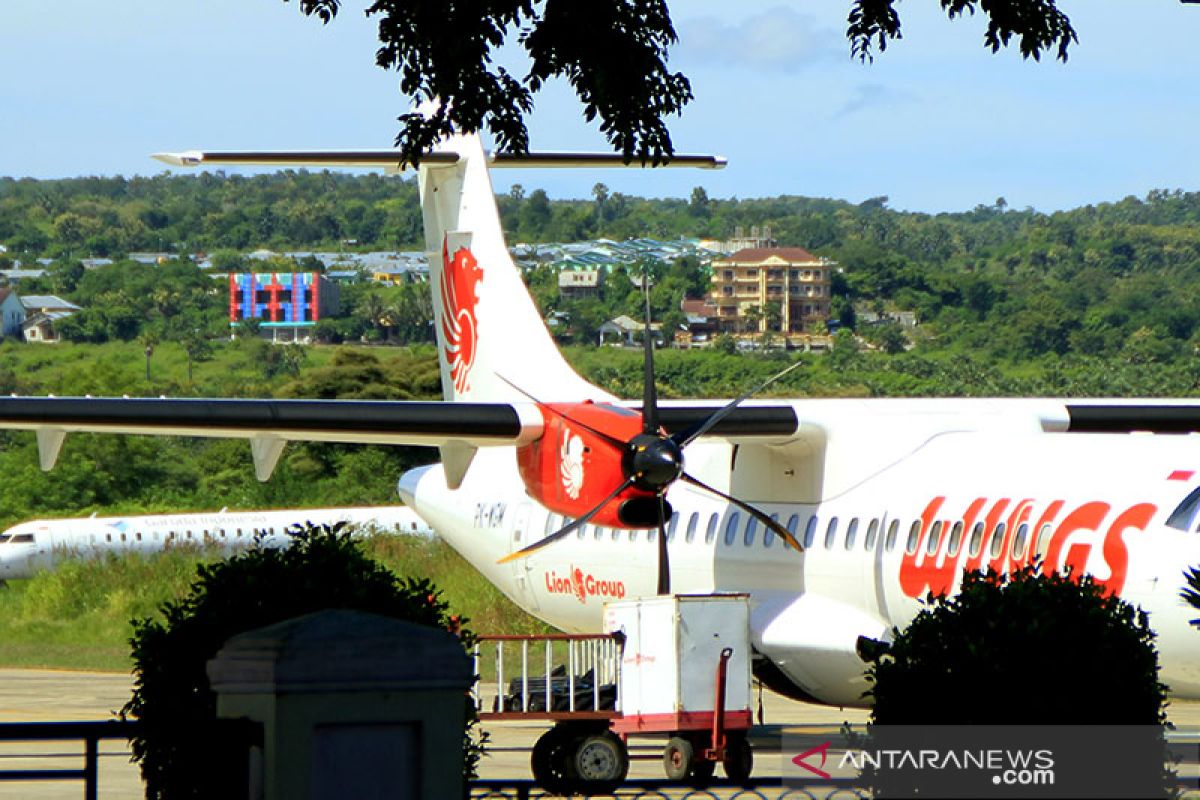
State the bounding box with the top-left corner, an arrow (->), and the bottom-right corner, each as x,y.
0,396 -> 799,481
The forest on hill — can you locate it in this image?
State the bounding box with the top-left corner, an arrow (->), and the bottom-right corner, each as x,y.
5,173 -> 1200,366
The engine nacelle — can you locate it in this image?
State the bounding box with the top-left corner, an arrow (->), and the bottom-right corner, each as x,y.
751,592 -> 891,707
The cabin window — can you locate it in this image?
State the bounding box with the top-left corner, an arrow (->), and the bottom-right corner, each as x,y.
763,514 -> 778,548
989,523 -> 1006,558
647,526 -> 657,542
594,526 -> 605,541
705,513 -> 719,544
802,516 -> 818,549
782,515 -> 799,550
611,527 -> 621,542
136,532 -> 143,542
947,521 -> 963,557
865,519 -> 879,551
1011,523 -> 1030,559
724,513 -> 741,546
186,532 -> 193,540
824,517 -> 838,549
236,528 -> 242,537
106,533 -> 112,543
577,524 -> 588,540
844,519 -> 859,551
685,513 -> 699,544
219,530 -> 226,539
885,519 -> 900,551
744,518 -> 758,547
667,512 -> 680,542
905,521 -> 921,555
544,514 -> 559,536
120,533 -> 127,543
1033,523 -> 1054,562
629,528 -> 639,542
968,522 -> 985,557
926,521 -> 942,556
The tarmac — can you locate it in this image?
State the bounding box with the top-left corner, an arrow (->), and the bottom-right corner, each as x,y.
0,668 -> 1196,798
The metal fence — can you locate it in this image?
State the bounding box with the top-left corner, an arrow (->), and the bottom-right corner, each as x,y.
0,720 -> 139,800
469,778 -> 869,799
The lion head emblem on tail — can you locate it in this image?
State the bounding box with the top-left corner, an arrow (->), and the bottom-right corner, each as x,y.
440,239 -> 484,394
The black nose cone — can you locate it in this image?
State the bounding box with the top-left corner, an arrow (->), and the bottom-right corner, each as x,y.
626,434 -> 684,491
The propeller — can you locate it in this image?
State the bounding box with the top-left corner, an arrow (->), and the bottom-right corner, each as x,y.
499,271 -> 804,595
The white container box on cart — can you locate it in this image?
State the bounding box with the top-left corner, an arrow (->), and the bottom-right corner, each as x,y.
602,594 -> 751,729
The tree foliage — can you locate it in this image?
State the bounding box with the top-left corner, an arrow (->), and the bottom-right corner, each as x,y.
288,0 -> 691,163
868,566 -> 1167,725
285,0 -> 1077,162
122,522 -> 482,799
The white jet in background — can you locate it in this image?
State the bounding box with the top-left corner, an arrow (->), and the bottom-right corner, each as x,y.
0,505 -> 432,580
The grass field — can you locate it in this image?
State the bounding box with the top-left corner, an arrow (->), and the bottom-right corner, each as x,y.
0,534 -> 550,672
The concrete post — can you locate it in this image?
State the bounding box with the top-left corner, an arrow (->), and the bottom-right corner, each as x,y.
207,609 -> 472,800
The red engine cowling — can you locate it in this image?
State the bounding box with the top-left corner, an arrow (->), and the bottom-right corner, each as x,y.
516,401 -> 662,528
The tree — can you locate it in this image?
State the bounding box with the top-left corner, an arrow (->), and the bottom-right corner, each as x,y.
123,522 -> 482,799
179,329 -> 214,384
864,566 -> 1170,796
289,1 -> 1076,163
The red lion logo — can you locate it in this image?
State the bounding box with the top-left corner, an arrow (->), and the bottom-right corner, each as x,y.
572,567 -> 587,604
440,240 -> 483,394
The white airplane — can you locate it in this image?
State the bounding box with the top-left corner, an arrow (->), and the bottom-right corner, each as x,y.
0,506 -> 432,580
0,130 -> 1195,717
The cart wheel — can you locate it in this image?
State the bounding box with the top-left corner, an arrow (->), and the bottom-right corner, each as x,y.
722,731 -> 753,783
530,726 -> 573,794
663,736 -> 694,781
565,730 -> 628,794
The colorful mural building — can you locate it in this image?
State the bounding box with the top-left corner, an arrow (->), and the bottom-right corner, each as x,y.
228,273 -> 341,341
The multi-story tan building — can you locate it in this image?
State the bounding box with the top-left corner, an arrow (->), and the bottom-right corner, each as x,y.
710,247 -> 834,335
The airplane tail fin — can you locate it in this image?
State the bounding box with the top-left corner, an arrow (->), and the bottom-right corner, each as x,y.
417,135 -> 602,404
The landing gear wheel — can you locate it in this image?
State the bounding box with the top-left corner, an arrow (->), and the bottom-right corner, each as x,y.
530,726 -> 573,795
722,731 -> 753,783
663,736 -> 695,781
566,730 -> 629,794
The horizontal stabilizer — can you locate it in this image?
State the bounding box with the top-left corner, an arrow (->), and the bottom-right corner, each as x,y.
152,150 -> 725,171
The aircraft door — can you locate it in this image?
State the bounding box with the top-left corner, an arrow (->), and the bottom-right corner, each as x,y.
507,503 -> 540,612
29,525 -> 53,573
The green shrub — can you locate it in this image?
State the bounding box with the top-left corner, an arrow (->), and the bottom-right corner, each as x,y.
122,523 -> 482,799
860,566 -> 1171,797
869,565 -> 1167,725
1182,565 -> 1200,630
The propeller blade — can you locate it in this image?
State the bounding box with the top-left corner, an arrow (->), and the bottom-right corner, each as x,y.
496,476 -> 636,564
671,359 -> 804,448
641,273 -> 661,435
656,494 -> 670,595
497,375 -> 627,450
679,471 -> 804,553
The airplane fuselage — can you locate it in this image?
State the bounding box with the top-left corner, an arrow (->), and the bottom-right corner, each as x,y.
403,405 -> 1200,707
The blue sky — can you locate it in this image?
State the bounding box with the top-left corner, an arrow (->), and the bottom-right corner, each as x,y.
2,1 -> 1198,212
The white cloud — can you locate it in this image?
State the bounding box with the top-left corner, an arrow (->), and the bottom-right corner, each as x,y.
833,83 -> 915,118
675,6 -> 842,73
